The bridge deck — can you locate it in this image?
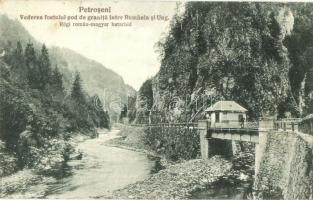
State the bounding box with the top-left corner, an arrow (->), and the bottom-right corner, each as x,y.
206,127 -> 262,143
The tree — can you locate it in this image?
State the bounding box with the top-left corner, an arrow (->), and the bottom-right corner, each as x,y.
135,79 -> 154,124
50,65 -> 65,101
264,12 -> 283,62
89,95 -> 111,128
139,79 -> 154,110
24,43 -> 40,89
12,42 -> 24,70
71,72 -> 86,105
5,41 -> 27,84
127,95 -> 137,123
38,44 -> 52,90
119,104 -> 128,122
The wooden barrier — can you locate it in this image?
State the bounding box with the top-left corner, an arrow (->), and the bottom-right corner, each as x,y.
273,118 -> 301,132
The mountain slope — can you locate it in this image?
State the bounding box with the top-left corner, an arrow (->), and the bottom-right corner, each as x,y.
135,2 -> 313,123
0,14 -> 136,115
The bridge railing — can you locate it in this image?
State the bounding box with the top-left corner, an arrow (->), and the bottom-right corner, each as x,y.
130,122 -> 198,129
131,120 -> 266,131
210,121 -> 259,129
299,114 -> 313,135
273,118 -> 301,132
129,117 -> 310,137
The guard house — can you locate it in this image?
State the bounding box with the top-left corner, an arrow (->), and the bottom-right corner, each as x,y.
205,101 -> 247,128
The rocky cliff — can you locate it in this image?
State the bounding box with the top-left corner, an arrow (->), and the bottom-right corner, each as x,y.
135,2 -> 313,123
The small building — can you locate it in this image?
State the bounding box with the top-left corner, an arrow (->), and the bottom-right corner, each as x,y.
205,101 -> 247,128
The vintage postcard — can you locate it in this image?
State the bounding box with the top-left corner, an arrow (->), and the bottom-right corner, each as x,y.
0,0 -> 313,199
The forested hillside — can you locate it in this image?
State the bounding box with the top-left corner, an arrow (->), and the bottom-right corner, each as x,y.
0,14 -> 125,176
0,40 -> 111,175
0,15 -> 136,119
135,2 -> 313,124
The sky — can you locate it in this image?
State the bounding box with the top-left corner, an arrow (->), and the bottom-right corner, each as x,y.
0,0 -> 179,90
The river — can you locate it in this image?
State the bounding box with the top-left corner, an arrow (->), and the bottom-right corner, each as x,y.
43,129 -> 157,198
3,129 -> 254,199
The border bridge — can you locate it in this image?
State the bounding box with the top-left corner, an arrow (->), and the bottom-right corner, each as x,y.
132,117 -> 302,159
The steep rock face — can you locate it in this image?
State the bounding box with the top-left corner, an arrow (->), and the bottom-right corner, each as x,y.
136,2 -> 295,123
285,4 -> 313,116
0,15 -> 136,116
255,131 -> 313,199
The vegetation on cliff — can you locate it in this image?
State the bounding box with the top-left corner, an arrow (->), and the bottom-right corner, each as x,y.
134,79 -> 153,124
284,4 -> 313,116
143,126 -> 199,160
135,2 -> 313,123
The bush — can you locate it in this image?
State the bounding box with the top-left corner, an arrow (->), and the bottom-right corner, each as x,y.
18,136 -> 74,176
143,126 -> 200,160
0,140 -> 18,177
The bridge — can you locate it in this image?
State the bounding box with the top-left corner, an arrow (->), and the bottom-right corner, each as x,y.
198,121 -> 261,143
130,116 -> 313,198
198,118 -> 301,143
132,117 -> 303,159
133,118 -> 300,142
197,118 -> 303,159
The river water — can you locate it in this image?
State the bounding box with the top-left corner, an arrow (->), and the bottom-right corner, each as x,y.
43,129 -> 157,199
4,129 -> 255,199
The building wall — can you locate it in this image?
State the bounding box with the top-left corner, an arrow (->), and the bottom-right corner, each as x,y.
225,113 -> 246,121
209,112 -> 246,128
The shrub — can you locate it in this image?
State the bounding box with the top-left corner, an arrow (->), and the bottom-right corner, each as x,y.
18,136 -> 74,176
0,140 -> 18,177
143,126 -> 200,160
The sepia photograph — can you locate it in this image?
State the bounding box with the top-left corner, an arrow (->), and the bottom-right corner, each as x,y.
0,0 -> 313,199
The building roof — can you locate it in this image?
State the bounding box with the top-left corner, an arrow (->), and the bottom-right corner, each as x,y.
205,101 -> 247,112
302,114 -> 313,121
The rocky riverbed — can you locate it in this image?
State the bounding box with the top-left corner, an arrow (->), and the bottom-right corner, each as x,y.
112,156 -> 232,199
106,125 -> 255,199
0,170 -> 56,198
105,127 -> 233,199
104,125 -> 179,168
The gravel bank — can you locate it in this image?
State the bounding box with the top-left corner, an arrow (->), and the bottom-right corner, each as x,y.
112,156 -> 232,199
0,170 -> 55,198
104,125 -> 183,168
106,125 -> 150,152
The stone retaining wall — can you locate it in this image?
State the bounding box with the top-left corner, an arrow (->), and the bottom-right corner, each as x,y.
254,131 -> 313,199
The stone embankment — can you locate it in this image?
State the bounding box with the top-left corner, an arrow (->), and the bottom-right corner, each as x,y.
255,130 -> 313,199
